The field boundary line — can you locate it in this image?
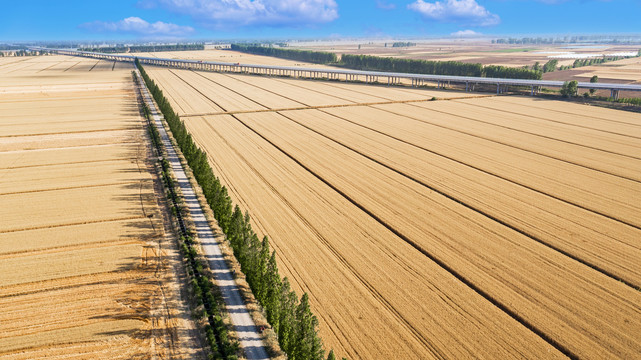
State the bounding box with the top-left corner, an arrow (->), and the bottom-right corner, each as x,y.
88,60 -> 100,71
0,127 -> 139,138
169,68 -> 267,111
408,102 -> 641,161
0,158 -> 134,170
491,96 -> 641,127
453,98 -> 641,138
0,142 -> 140,155
0,216 -> 149,234
0,180 -> 147,196
0,272 -> 147,299
0,238 -> 142,261
320,106 -> 641,231
179,97 -> 496,118
63,60 -> 82,72
37,61 -> 64,73
383,103 -> 641,181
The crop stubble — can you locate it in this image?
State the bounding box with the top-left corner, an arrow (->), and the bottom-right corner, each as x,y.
0,56 -> 199,359
148,65 -> 641,359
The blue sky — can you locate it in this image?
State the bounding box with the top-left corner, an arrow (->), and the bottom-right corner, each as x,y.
2,0 -> 640,42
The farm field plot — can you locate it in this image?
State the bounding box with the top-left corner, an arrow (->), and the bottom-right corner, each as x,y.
0,56 -> 199,359
146,67 -> 476,117
148,67 -> 641,359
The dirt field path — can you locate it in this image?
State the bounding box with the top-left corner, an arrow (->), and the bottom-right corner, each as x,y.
136,70 -> 269,360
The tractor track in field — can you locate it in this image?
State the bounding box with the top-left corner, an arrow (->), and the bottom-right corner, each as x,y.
0,216 -> 150,234
323,106 -> 641,231
183,68 -> 641,287
0,180 -> 144,196
405,102 -> 641,162
452,98 -> 641,138
491,96 -> 641,127
274,110 -> 641,290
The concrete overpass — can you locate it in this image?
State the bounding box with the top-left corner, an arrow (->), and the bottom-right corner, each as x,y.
49,48 -> 641,100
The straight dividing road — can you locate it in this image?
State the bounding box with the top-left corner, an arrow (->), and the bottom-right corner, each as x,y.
135,69 -> 270,360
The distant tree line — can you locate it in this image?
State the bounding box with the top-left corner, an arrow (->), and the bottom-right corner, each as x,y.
340,54 -> 542,79
9,50 -> 46,56
391,42 -> 416,47
136,59 -> 341,360
527,51 -> 640,73
493,35 -> 641,45
527,59 -> 558,73
230,44 -> 338,64
571,56 -> 624,69
81,44 -> 204,53
232,45 -> 541,79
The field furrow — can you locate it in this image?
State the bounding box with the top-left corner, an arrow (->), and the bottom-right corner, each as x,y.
275,108 -> 641,287
376,102 -> 641,181
322,105 -> 641,228
185,115 -> 564,359
0,56 -> 198,359
147,64 -> 641,359
414,100 -> 641,158
233,110 -> 641,359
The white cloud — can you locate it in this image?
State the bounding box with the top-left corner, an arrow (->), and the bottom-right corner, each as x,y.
81,17 -> 194,36
451,29 -> 481,37
376,0 -> 396,10
150,0 -> 338,28
408,0 -> 500,26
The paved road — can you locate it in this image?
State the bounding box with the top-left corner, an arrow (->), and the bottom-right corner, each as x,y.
136,69 -> 270,360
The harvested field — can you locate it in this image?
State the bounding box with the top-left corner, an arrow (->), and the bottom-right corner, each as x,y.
146,64 -> 641,359
0,56 -> 200,359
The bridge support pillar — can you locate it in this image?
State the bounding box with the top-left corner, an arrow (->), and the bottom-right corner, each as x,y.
611,89 -> 620,100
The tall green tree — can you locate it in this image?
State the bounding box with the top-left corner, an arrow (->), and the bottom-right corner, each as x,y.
255,236 -> 270,303
589,75 -> 599,95
293,293 -> 324,360
560,80 -> 578,98
278,278 -> 299,355
264,251 -> 282,334
543,59 -> 558,73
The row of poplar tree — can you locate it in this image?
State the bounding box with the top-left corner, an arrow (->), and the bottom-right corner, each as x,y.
82,44 -> 204,53
341,54 -> 542,79
231,44 -> 338,64
136,59 -> 340,360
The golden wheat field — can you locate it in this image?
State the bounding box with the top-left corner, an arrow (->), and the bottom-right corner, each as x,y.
0,56 -> 200,359
144,63 -> 641,359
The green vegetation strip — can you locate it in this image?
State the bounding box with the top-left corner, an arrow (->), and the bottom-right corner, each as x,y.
231,44 -> 338,64
137,72 -> 239,360
340,54 -> 543,80
230,44 -> 542,80
136,61 -> 342,360
82,43 -> 204,54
